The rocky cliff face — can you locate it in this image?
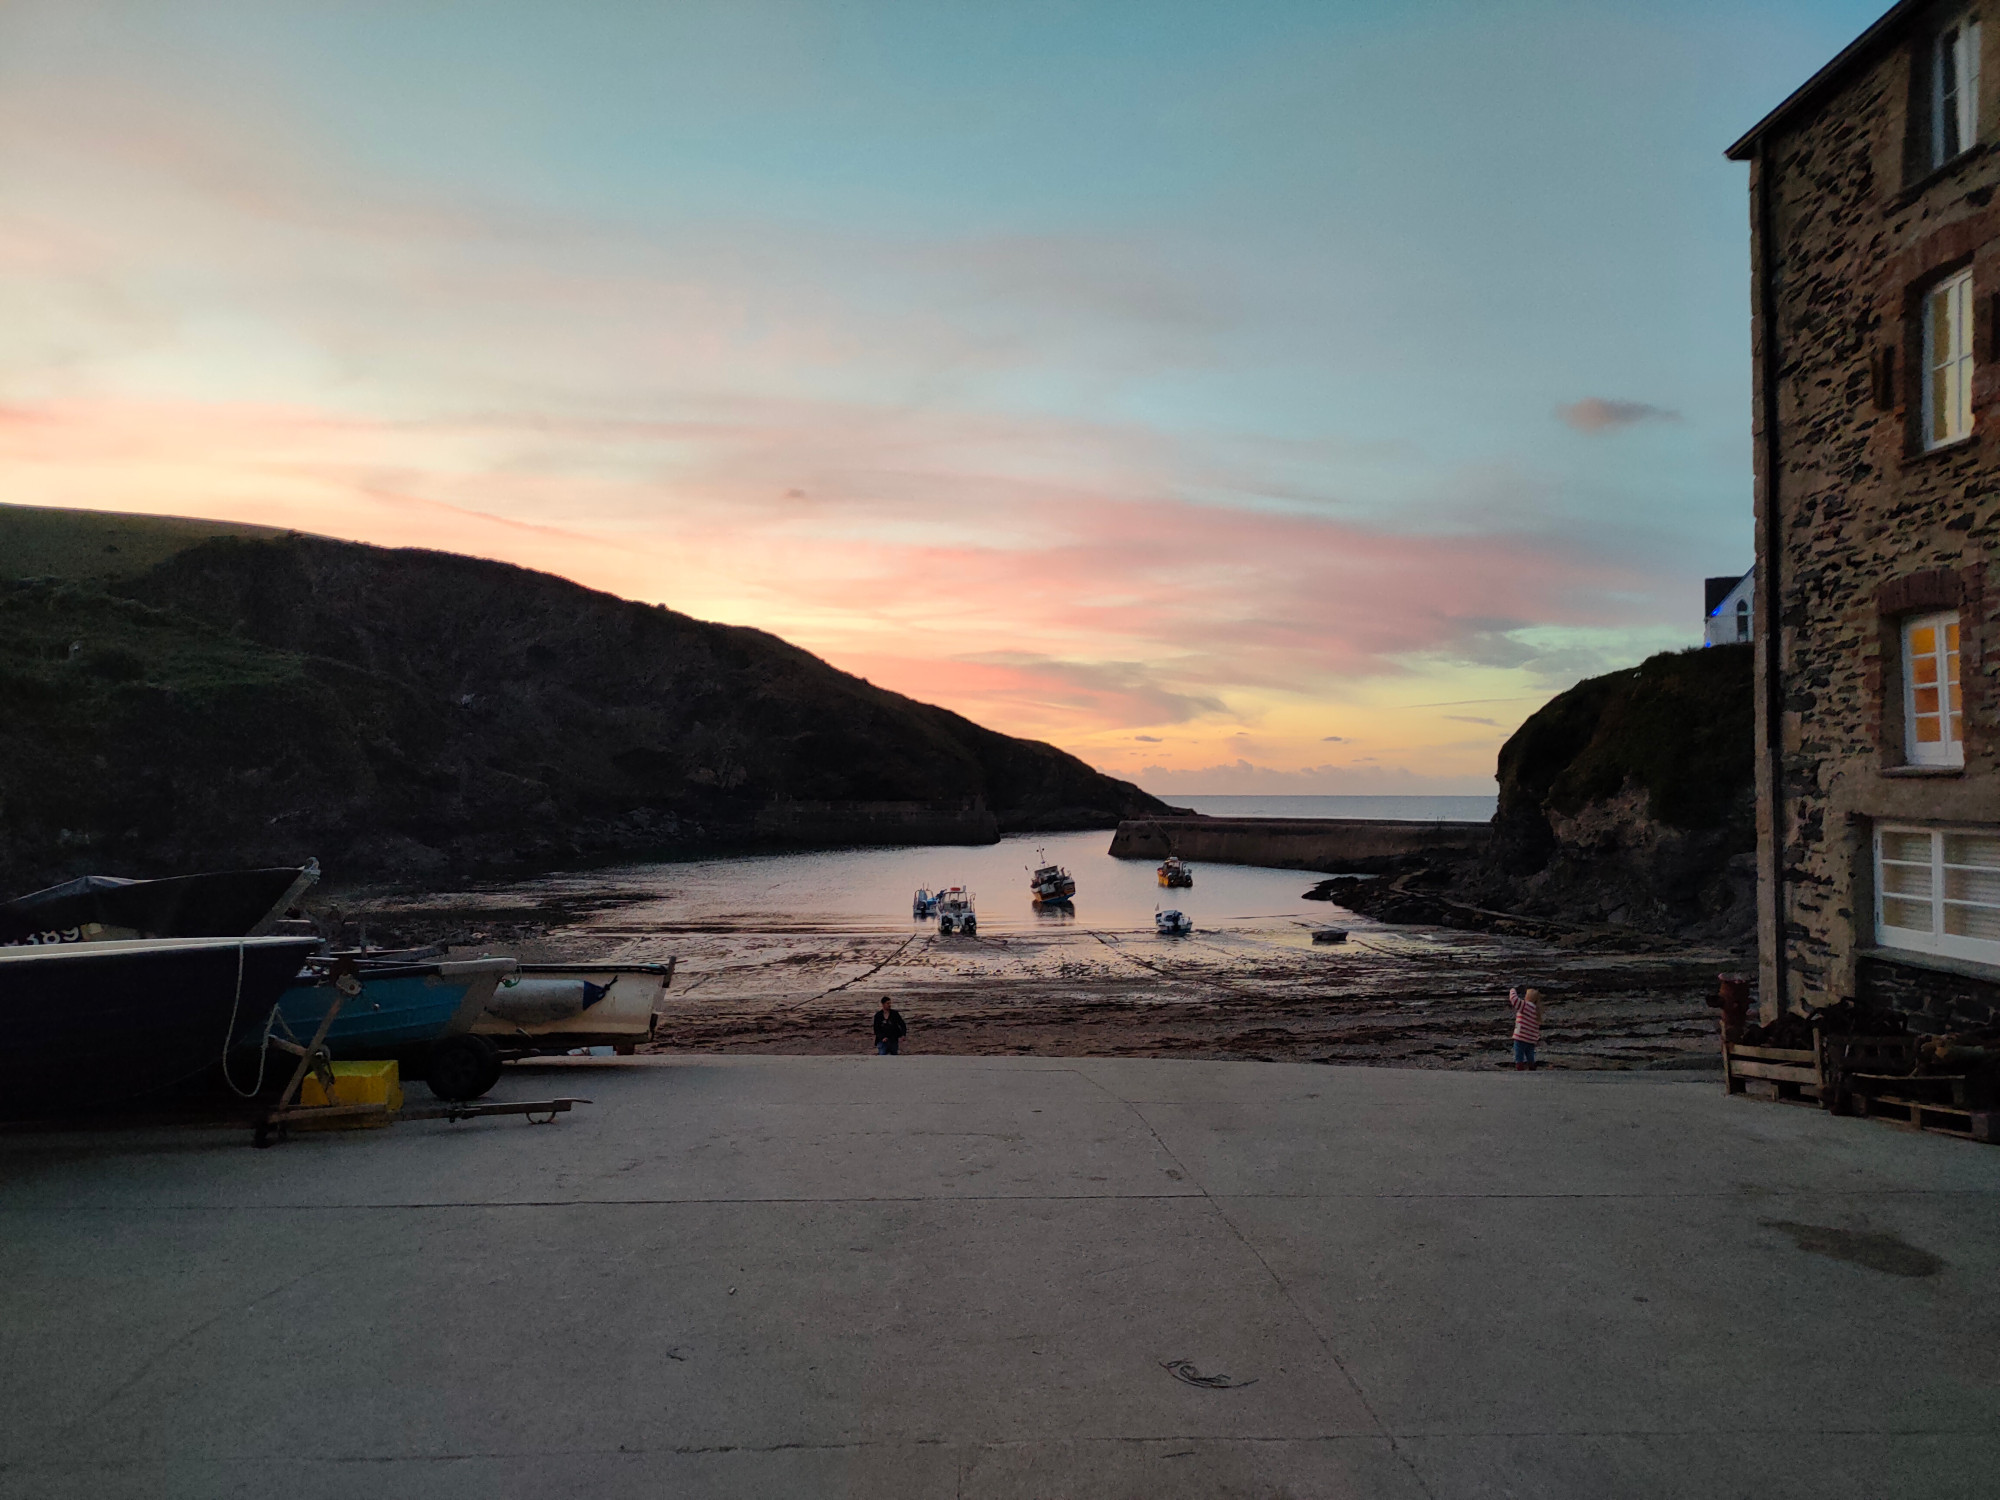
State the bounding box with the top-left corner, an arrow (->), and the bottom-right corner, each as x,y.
0,517 -> 1170,887
1478,644 -> 1756,940
1322,645 -> 1755,946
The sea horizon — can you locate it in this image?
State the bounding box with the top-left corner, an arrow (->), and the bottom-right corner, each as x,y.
1155,793 -> 1497,823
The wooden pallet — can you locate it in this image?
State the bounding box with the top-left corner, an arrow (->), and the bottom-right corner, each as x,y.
1845,1090 -> 2000,1142
1722,1039 -> 1824,1105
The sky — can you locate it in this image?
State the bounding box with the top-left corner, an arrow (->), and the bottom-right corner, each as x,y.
0,0 -> 1884,794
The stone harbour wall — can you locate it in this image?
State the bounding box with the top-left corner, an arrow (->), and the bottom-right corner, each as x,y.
1108,817 -> 1489,872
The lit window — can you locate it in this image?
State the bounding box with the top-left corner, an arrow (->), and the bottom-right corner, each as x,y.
1935,17 -> 1982,166
1924,268 -> 1975,448
1902,610 -> 1964,766
1877,825 -> 2000,961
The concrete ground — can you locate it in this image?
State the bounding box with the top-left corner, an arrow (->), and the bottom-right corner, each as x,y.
2,1056 -> 1998,1499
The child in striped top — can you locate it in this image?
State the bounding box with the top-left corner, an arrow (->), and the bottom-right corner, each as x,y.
1508,987 -> 1543,1071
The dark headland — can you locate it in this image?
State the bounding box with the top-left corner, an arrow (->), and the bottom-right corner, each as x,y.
0,504 -> 1173,889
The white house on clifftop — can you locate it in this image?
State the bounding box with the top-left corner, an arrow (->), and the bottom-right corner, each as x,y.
1704,568 -> 1753,646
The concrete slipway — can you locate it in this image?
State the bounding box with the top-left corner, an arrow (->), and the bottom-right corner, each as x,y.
2,1057 -> 1998,1500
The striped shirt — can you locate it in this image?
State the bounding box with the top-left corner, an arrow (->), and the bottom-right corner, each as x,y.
1509,988 -> 1542,1043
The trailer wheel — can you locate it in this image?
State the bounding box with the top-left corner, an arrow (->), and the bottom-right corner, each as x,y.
427,1035 -> 503,1101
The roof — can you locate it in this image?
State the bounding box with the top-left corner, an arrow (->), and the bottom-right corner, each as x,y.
1726,1 -> 1922,161
1706,571 -> 1752,615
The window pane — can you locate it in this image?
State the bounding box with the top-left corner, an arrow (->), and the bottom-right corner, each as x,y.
1944,832 -> 2000,867
1945,865 -> 2000,904
1882,859 -> 1935,897
1883,830 -> 1933,864
1915,686 -> 1941,714
1884,896 -> 1935,932
1945,903 -> 2000,940
1950,709 -> 1965,742
1915,717 -> 1943,743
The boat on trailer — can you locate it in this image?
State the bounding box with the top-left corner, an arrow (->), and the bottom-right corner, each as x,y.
472,959 -> 675,1056
1155,909 -> 1193,936
1157,856 -> 1193,889
1027,850 -> 1076,905
912,887 -> 939,918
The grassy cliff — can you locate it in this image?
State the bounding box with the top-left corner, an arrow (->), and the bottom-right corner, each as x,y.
0,506 -> 1170,888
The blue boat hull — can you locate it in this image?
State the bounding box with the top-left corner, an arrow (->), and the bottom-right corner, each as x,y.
276,971 -> 482,1054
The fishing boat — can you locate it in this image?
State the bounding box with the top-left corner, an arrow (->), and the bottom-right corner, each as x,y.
0,935 -> 325,1115
1157,856 -> 1193,889
1027,850 -> 1076,905
912,887 -> 939,918
1155,909 -> 1193,936
1,862 -> 320,947
936,887 -> 977,935
473,960 -> 676,1055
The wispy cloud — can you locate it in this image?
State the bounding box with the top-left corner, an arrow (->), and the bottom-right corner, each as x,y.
1556,398 -> 1681,433
1445,714 -> 1498,726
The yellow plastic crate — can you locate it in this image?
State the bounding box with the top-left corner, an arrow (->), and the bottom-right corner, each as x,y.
295,1059 -> 403,1129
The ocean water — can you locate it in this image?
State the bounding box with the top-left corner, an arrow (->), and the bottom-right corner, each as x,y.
427,827 -> 1343,939
1167,794 -> 1496,822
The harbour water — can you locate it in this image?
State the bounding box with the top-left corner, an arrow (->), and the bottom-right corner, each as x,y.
413,826 -> 1334,938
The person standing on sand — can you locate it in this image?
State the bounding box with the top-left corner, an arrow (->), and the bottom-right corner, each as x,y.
1508,986 -> 1543,1071
873,996 -> 908,1056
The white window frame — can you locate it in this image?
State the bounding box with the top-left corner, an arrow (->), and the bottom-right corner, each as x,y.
1901,609 -> 1965,766
1734,599 -> 1750,641
1875,824 -> 2000,962
1935,16 -> 1983,166
1923,268 -> 1976,449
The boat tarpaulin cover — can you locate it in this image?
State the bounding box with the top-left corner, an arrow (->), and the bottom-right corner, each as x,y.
0,864 -> 318,945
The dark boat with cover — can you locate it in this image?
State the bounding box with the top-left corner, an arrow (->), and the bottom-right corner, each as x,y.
0,935 -> 325,1115
0,863 -> 319,947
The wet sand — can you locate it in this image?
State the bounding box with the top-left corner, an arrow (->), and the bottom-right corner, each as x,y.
336,882 -> 1737,1071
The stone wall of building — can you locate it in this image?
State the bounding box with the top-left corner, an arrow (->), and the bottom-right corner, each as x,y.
1753,9 -> 2000,1028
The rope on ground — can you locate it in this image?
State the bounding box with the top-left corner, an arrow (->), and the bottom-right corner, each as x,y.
1160,1359 -> 1257,1390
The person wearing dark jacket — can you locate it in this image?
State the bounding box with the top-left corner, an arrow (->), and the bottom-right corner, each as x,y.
873,997 -> 908,1055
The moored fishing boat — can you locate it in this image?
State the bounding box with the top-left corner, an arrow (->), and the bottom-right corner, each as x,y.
1157,856 -> 1193,889
936,886 -> 977,935
1027,850 -> 1076,905
0,935 -> 325,1115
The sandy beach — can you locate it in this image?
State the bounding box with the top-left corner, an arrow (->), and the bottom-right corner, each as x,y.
332,860 -> 1738,1071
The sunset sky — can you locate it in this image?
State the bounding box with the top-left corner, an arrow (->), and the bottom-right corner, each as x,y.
1,1 -> 1879,793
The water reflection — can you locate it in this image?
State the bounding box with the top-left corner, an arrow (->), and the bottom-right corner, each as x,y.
433,827 -> 1341,937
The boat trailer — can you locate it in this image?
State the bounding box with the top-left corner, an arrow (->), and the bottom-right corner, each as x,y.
255,964 -> 590,1148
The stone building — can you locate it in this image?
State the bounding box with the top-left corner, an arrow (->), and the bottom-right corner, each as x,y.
1729,1 -> 2000,1030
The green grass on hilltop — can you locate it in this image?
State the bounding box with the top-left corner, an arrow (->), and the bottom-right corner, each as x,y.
0,503 -> 281,586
